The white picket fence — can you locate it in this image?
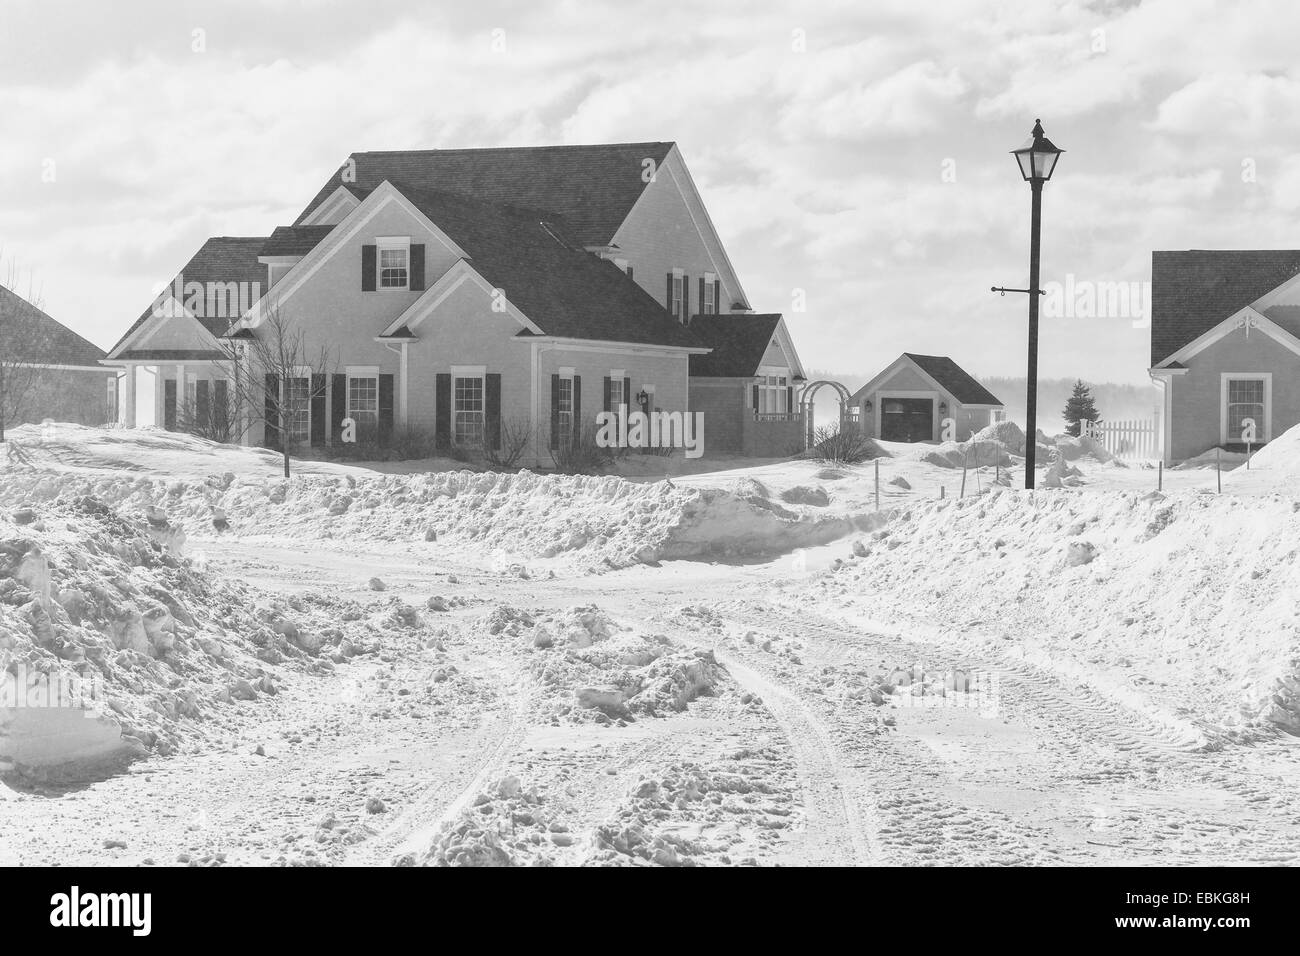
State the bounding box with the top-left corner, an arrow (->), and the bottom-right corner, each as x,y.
1080,418 -> 1157,460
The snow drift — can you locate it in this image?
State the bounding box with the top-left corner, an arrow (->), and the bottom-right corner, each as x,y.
0,467 -> 851,570
824,489 -> 1300,742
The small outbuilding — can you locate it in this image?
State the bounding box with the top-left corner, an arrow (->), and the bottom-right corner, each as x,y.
849,353 -> 1003,443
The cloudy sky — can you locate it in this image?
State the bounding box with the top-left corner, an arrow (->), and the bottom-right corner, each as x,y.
3,0 -> 1299,386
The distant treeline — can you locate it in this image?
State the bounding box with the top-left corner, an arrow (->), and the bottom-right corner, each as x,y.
804,371 -> 1157,434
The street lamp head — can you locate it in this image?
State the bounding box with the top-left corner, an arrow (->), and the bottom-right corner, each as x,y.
1011,118 -> 1064,182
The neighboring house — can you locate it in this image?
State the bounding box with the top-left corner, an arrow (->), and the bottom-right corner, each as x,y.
849,353 -> 1003,443
0,286 -> 115,429
688,313 -> 805,456
1149,250 -> 1300,463
104,142 -> 805,464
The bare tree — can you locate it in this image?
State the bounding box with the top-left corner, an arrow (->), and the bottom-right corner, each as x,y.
217,305 -> 335,478
0,261 -> 54,443
483,414 -> 531,469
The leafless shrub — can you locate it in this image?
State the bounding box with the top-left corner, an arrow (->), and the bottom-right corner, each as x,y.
807,426 -> 875,464
484,415 -> 530,469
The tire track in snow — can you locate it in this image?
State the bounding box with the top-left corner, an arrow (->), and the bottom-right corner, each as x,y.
711,604 -> 1061,865
671,624 -> 880,866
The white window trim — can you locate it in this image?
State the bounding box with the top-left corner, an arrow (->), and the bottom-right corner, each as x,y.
1219,372 -> 1272,444
451,366 -> 487,446
345,367 -> 380,425
376,237 -> 411,292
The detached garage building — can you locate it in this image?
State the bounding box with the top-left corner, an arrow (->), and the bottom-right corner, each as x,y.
849,353 -> 1003,443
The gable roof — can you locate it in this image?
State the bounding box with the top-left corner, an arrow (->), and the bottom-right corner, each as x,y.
108,236 -> 268,355
687,314 -> 782,377
295,143 -> 675,246
1151,250 -> 1300,367
390,181 -> 703,349
0,286 -> 107,367
260,225 -> 335,257
901,353 -> 1002,405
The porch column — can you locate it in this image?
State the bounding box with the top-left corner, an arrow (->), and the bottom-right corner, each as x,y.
399,343 -> 409,428
123,366 -> 137,427
153,365 -> 164,428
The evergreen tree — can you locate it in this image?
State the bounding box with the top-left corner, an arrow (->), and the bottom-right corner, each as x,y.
1062,379 -> 1101,437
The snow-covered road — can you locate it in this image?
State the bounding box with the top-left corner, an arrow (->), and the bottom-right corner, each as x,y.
7,533 -> 1294,867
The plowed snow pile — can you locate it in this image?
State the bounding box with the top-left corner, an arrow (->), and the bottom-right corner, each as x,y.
1,467 -> 848,570
817,489 -> 1300,742
480,604 -> 725,722
0,495 -> 381,780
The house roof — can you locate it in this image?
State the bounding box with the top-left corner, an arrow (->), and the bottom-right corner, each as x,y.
0,285 -> 107,368
687,314 -> 782,377
295,143 -> 676,246
393,181 -> 703,349
260,225 -> 335,257
1151,250 -> 1300,366
108,236 -> 268,356
901,353 -> 1003,406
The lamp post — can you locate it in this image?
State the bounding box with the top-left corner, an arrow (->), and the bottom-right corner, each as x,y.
995,119 -> 1063,490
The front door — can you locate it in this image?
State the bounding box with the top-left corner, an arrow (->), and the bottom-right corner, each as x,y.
880,397 -> 933,442
163,379 -> 177,431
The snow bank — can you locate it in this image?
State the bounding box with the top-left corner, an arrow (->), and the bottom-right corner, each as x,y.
824,490 -> 1300,742
0,468 -> 850,570
1222,421 -> 1300,493
0,495 -> 380,781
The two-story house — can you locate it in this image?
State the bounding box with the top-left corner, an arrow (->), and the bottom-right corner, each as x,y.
103,142 -> 806,465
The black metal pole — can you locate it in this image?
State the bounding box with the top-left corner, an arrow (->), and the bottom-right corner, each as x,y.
1024,178 -> 1043,489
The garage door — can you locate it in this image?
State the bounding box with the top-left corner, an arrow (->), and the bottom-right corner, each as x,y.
880,397 -> 933,442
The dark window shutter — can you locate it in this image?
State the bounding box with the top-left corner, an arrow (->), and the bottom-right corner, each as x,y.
310,373 -> 327,446
627,265 -> 633,281
713,279 -> 721,313
787,385 -> 794,415
550,373 -> 560,449
196,379 -> 210,425
378,373 -> 395,441
572,376 -> 581,438
681,274 -> 689,322
752,383 -> 760,414
698,276 -> 705,318
331,373 -> 347,443
603,376 -> 612,413
264,373 -> 280,449
624,377 -> 631,408
214,379 -> 229,435
485,372 -> 502,451
665,272 -> 673,314
410,244 -> 426,291
435,373 -> 451,448
361,245 -> 377,291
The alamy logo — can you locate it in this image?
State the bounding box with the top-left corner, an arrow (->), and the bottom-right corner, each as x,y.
594,404 -> 705,459
49,887 -> 151,936
150,275 -> 262,320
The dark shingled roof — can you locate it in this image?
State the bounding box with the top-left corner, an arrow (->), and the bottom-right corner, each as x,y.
0,285 -> 107,368
108,237 -> 268,356
1150,250 -> 1300,366
260,225 -> 335,257
295,143 -> 675,246
687,314 -> 782,377
394,181 -> 703,349
903,353 -> 1002,406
